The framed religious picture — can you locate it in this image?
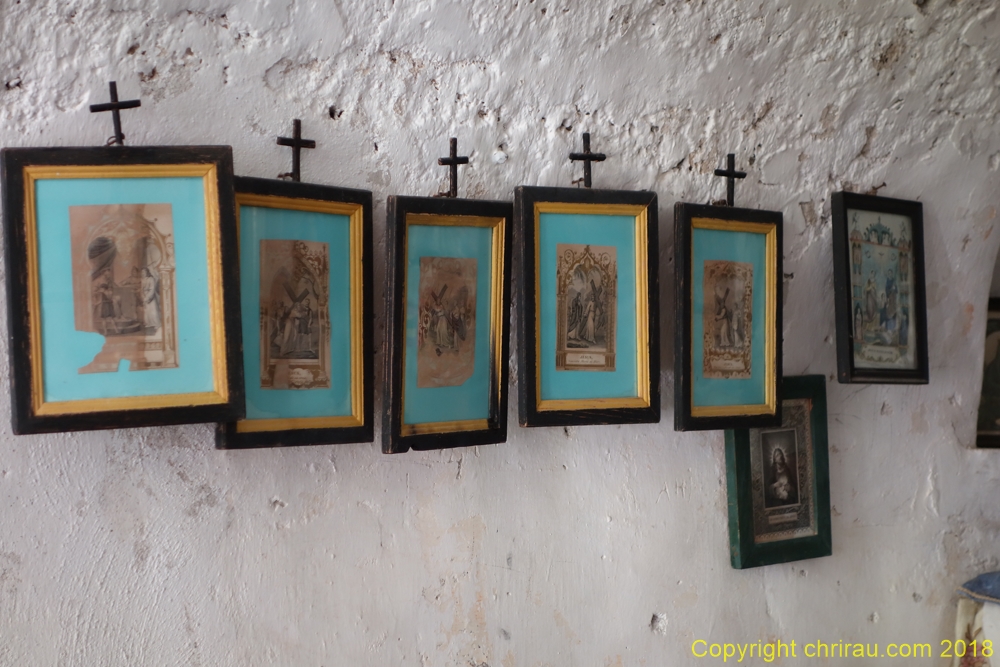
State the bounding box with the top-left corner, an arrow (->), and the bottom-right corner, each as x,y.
382,195 -> 513,453
725,375 -> 832,569
674,203 -> 782,431
976,298 -> 1000,448
515,187 -> 659,427
1,146 -> 243,434
216,177 -> 373,448
831,191 -> 929,384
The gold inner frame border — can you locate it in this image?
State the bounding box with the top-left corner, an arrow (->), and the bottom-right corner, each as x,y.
532,201 -> 652,412
399,212 -> 505,437
233,193 -> 366,433
689,216 -> 778,418
23,163 -> 230,417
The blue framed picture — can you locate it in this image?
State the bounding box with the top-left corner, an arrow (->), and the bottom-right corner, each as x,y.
674,203 -> 782,431
216,177 -> 374,448
1,146 -> 244,434
383,195 -> 513,453
515,187 -> 660,427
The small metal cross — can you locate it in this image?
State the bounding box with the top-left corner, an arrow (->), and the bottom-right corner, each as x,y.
569,132 -> 606,188
276,119 -> 316,182
437,137 -> 469,198
713,153 -> 747,207
89,81 -> 141,146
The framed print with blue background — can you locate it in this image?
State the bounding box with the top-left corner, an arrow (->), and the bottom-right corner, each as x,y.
1,146 -> 243,434
674,202 -> 782,431
383,195 -> 512,453
831,191 -> 928,385
725,375 -> 832,569
216,176 -> 373,449
515,187 -> 659,427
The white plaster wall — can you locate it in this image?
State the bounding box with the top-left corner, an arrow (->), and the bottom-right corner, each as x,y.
1,0 -> 999,664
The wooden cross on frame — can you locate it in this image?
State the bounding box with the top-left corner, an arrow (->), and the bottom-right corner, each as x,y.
569,132 -> 606,188
276,119 -> 316,182
437,137 -> 469,198
89,81 -> 141,146
713,153 -> 747,207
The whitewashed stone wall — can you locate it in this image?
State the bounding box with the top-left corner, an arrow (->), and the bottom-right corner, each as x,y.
1,1 -> 999,664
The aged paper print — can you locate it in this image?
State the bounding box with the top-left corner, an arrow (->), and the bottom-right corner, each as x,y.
749,399 -> 817,544
416,256 -> 477,388
702,260 -> 753,379
259,239 -> 331,390
70,203 -> 178,373
847,209 -> 917,370
555,244 -> 617,372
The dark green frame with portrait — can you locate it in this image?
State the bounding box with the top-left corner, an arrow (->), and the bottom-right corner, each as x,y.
724,375 -> 832,569
976,298 -> 1000,448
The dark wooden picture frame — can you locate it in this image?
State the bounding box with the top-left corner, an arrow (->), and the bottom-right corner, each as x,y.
831,191 -> 929,384
216,176 -> 374,449
976,298 -> 1000,449
725,375 -> 832,569
383,195 -> 513,453
674,202 -> 782,431
515,186 -> 660,428
1,146 -> 244,434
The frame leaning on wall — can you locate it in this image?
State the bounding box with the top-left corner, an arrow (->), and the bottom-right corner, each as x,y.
216,176 -> 374,449
382,195 -> 513,453
1,145 -> 244,434
515,186 -> 660,428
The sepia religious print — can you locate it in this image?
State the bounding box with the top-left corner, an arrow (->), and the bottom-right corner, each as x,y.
416,256 -> 477,388
847,209 -> 916,370
749,398 -> 817,544
70,203 -> 178,374
702,260 -> 753,379
555,243 -> 617,372
259,239 -> 331,390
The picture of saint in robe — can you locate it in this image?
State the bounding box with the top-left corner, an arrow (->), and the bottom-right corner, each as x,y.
555,244 -> 617,372
702,260 -> 753,379
761,429 -> 800,508
847,209 -> 917,370
259,239 -> 331,390
416,256 -> 477,388
69,203 -> 178,374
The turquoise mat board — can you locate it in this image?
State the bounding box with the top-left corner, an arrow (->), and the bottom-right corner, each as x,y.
239,205 -> 353,420
403,223 -> 493,425
36,177 -> 216,402
538,212 -> 637,401
691,226 -> 768,407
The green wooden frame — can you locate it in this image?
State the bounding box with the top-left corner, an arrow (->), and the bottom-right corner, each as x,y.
725,375 -> 832,569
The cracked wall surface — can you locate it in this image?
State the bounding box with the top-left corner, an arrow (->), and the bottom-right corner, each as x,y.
1,0 -> 1000,664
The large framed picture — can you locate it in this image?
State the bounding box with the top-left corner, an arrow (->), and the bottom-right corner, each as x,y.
515,187 -> 659,427
1,146 -> 243,434
674,203 -> 782,431
831,191 -> 928,384
383,195 -> 513,453
976,298 -> 1000,448
216,177 -> 373,448
725,375 -> 832,569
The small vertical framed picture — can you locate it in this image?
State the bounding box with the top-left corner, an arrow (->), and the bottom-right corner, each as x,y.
831,191 -> 929,384
725,375 -> 832,569
976,298 -> 1000,449
382,196 -> 513,453
515,187 -> 660,427
674,203 -> 782,431
216,177 -> 374,448
1,146 -> 244,434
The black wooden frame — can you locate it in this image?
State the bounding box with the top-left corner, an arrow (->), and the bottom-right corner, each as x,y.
515,186 -> 660,427
1,145 -> 244,434
975,298 -> 1000,449
216,176 -> 374,449
382,195 -> 513,453
674,202 -> 782,431
725,375 -> 832,569
831,191 -> 929,384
